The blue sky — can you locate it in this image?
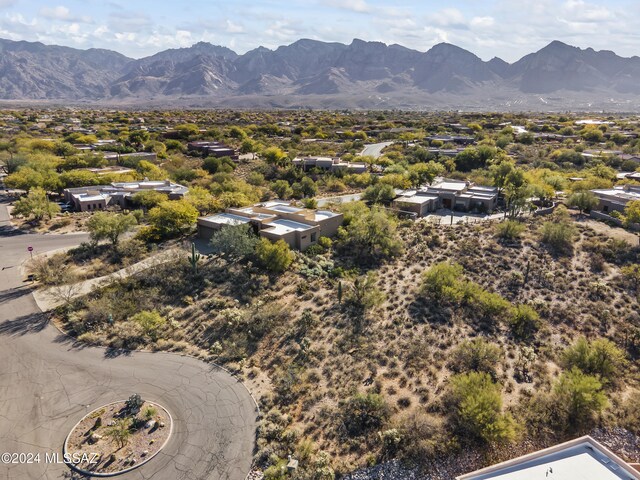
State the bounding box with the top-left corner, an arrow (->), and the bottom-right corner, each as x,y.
0,0 -> 638,61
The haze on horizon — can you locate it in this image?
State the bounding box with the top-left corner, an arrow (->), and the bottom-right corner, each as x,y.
0,0 -> 639,62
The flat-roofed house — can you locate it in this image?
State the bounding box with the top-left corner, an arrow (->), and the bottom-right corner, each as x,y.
591,185 -> 640,214
64,180 -> 188,211
392,193 -> 439,216
392,180 -> 498,216
197,200 -> 343,250
197,213 -> 252,240
457,435 -> 640,480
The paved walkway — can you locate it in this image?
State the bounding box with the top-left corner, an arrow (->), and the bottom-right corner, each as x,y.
0,198 -> 258,480
32,248 -> 179,311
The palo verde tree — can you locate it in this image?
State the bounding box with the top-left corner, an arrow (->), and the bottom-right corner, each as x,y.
86,211 -> 137,249
11,187 -> 60,222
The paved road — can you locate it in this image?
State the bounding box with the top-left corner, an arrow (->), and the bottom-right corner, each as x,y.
0,200 -> 258,480
359,141 -> 394,159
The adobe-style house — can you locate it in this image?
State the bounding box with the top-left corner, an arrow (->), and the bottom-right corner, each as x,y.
457,435 -> 640,480
187,141 -> 238,160
393,180 -> 498,216
197,201 -> 343,251
591,185 -> 640,214
64,180 -> 188,212
292,156 -> 368,174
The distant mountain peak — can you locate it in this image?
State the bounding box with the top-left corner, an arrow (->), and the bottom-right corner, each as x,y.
1,36 -> 640,109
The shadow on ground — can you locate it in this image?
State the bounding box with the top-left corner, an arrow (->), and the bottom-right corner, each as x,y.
0,311 -> 47,336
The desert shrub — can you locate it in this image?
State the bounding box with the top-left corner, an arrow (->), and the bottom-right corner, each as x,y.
420,262 -> 464,303
448,372 -> 516,444
450,338 -> 503,377
621,264 -> 640,292
342,393 -> 389,437
562,337 -> 627,386
256,239 -> 294,273
464,284 -> 511,322
540,208 -> 576,253
30,253 -> 70,285
495,220 -> 525,241
509,304 -> 541,342
619,390 -> 640,435
553,368 -> 608,429
130,310 -> 166,341
394,410 -> 452,461
209,224 -> 259,262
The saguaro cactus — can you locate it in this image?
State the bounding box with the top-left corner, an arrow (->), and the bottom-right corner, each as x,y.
189,242 -> 201,274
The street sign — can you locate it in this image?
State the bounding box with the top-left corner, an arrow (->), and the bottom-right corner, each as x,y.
27,246 -> 33,252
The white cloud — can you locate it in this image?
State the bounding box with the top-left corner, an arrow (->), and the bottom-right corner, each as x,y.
323,0 -> 370,13
40,5 -> 91,23
225,19 -> 244,33
470,16 -> 495,28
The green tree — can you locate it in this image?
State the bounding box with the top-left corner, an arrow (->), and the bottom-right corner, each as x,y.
489,160 -> 514,197
341,205 -> 403,259
407,161 -> 445,187
449,372 -> 515,444
256,238 -> 294,273
175,123 -> 200,139
148,200 -> 198,238
209,224 -> 259,262
420,262 -> 464,303
263,146 -> 288,168
131,190 -> 168,209
624,200 -> 640,227
362,183 -> 396,204
272,180 -> 293,199
562,337 -> 626,386
240,138 -> 258,159
567,191 -> 598,215
59,170 -> 101,189
185,186 -> 219,214
621,264 -> 640,292
12,187 -> 60,222
87,212 -> 137,248
131,310 -> 166,341
553,368 -> 607,428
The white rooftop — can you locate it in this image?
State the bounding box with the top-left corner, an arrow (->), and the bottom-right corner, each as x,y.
395,195 -> 438,204
431,181 -> 468,192
458,437 -> 639,480
263,219 -> 314,235
314,210 -> 340,221
200,213 -> 251,226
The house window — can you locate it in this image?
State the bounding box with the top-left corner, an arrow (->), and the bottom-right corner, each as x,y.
603,205 -> 608,212
311,233 -> 317,242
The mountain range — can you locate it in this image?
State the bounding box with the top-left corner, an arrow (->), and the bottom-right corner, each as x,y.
1,38 -> 640,110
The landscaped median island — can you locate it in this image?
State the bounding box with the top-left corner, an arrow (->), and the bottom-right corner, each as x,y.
64,394 -> 172,476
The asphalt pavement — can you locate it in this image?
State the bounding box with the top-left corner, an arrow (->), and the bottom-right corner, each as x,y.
0,200 -> 258,480
359,141 -> 394,158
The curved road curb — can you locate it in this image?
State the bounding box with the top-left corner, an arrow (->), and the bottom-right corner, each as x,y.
63,400 -> 174,477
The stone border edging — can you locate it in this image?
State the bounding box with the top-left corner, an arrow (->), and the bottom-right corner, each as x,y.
63,400 -> 173,477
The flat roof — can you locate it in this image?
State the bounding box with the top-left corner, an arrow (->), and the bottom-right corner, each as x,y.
75,194 -> 106,202
263,218 -> 314,235
431,181 -> 468,191
268,204 -> 305,214
395,195 -> 438,204
199,213 -> 251,226
314,210 -> 340,220
458,437 -> 639,480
